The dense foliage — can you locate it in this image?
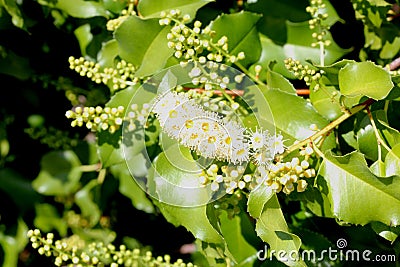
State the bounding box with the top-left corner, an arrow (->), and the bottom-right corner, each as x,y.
1,0 -> 400,266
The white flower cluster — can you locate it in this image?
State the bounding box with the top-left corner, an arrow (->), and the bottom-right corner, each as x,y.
152,91 -> 284,165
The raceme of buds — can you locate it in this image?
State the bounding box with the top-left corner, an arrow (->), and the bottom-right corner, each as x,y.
65,105 -> 125,134
306,0 -> 331,47
27,229 -> 197,267
160,9 -> 246,65
68,56 -> 138,91
284,58 -> 322,89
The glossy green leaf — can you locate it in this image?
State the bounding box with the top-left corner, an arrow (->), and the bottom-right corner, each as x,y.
338,61 -> 394,100
265,66 -> 297,95
319,151 -> 400,226
219,211 -> 257,266
110,162 -> 155,213
0,50 -> 32,80
310,82 -> 343,120
0,168 -> 41,212
256,88 -> 335,150
247,184 -> 274,218
370,221 -> 400,243
43,0 -> 108,18
1,0 -> 24,28
255,194 -> 305,266
75,179 -> 101,226
210,12 -> 262,66
97,39 -> 119,67
0,219 -> 28,267
34,203 -> 68,236
148,146 -> 223,243
138,0 -> 212,19
32,150 -> 82,196
357,123 -> 379,161
380,37 -> 400,59
385,144 -> 400,177
74,24 -> 93,56
115,16 -> 173,77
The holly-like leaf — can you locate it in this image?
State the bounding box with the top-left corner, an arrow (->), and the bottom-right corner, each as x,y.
219,211 -> 257,267
338,61 -> 394,100
110,162 -> 155,214
138,0 -> 212,20
34,203 -> 68,236
310,82 -> 343,121
147,146 -> 223,244
209,11 -> 262,66
114,16 -> 173,77
253,192 -> 305,266
75,179 -> 101,226
32,151 -> 82,196
319,151 -> 400,226
0,219 -> 28,267
42,0 -> 108,18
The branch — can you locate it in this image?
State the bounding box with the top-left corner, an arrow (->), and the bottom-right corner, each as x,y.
276,98 -> 375,161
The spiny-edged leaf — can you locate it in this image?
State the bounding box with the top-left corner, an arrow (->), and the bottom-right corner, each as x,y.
380,37 -> 400,59
0,219 -> 28,267
149,144 -> 214,206
74,24 -> 93,56
1,0 -> 24,28
310,82 -> 343,121
138,0 -> 212,20
265,65 -> 297,95
209,11 -> 262,66
319,151 -> 400,226
370,221 -> 400,243
32,150 -> 82,196
356,110 -> 400,161
147,147 -> 223,244
219,211 -> 257,266
255,194 -> 306,267
110,162 -> 155,213
291,227 -> 335,265
75,179 -> 101,226
338,61 -> 394,100
34,203 -> 68,236
247,184 -> 274,218
153,200 -> 224,244
43,0 -> 108,18
115,16 -> 173,77
97,39 -> 119,67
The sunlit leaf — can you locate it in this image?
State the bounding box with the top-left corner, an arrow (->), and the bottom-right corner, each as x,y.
319,151 -> 400,226
138,0 -> 212,20
338,61 -> 394,100
32,151 -> 82,196
115,16 -> 173,77
75,179 -> 101,226
210,12 -> 262,66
